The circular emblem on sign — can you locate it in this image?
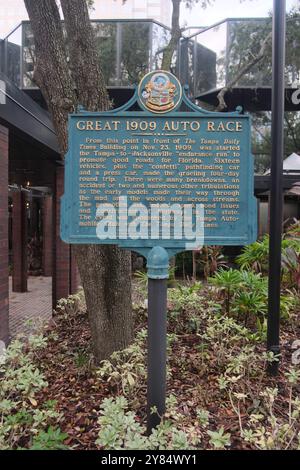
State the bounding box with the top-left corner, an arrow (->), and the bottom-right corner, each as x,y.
138,70 -> 182,113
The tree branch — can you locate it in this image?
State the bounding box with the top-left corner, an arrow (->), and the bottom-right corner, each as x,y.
216,30 -> 272,111
284,115 -> 300,151
252,123 -> 271,145
161,0 -> 182,70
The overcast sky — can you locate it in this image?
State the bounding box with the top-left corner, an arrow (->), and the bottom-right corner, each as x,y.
181,0 -> 298,27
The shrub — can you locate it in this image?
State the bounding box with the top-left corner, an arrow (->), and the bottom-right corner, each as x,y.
209,268 -> 241,314
198,246 -> 227,279
233,291 -> 267,327
209,268 -> 296,333
0,336 -> 67,450
97,330 -> 147,396
237,227 -> 300,291
54,290 -> 86,322
207,427 -> 231,449
96,396 -> 195,450
281,247 -> 300,290
167,282 -> 213,334
29,427 -> 69,450
236,236 -> 269,273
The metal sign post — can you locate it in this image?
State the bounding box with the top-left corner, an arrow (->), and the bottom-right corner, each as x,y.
267,0 -> 286,375
146,247 -> 169,433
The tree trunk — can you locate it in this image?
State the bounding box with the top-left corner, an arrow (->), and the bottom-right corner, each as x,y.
60,0 -> 110,113
161,0 -> 181,71
75,245 -> 133,359
24,0 -> 133,362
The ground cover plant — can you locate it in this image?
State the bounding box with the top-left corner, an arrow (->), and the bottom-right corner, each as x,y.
1,225 -> 300,450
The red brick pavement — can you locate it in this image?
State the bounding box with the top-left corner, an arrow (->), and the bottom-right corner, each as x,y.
9,276 -> 52,338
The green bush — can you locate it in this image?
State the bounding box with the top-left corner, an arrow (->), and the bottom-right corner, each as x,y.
236,236 -> 270,272
54,290 -> 86,322
29,427 -> 69,450
96,396 -> 195,450
209,268 -> 241,314
0,336 -> 68,450
97,330 -> 147,396
281,247 -> 300,290
167,282 -> 214,334
209,268 -> 295,334
237,236 -> 300,269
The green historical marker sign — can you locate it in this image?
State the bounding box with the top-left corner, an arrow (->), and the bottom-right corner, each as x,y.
61,70 -> 257,433
61,71 -> 257,259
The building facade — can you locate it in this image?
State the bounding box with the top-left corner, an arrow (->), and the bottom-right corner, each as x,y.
0,0 -> 172,38
89,0 -> 172,27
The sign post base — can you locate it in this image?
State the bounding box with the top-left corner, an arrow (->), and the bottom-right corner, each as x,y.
146,247 -> 169,434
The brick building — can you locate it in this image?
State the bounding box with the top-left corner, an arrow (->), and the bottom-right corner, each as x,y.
0,71 -> 82,345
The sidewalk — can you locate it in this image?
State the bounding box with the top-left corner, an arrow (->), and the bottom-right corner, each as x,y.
9,276 -> 52,338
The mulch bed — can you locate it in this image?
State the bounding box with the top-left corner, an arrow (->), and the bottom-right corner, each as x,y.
34,284 -> 300,450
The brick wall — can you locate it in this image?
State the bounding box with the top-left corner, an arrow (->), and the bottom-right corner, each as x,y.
53,166 -> 70,306
0,125 -> 9,344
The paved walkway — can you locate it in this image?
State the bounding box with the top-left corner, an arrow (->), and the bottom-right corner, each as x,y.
9,276 -> 53,338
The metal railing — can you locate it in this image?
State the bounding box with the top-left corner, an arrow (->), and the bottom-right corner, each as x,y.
1,19 -> 172,89
1,17 -> 299,98
182,16 -> 300,97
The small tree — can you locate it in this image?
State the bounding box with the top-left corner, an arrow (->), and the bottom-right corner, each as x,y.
161,0 -> 212,70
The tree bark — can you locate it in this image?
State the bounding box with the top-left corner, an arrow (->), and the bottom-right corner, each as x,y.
75,245 -> 133,360
24,0 -> 75,155
24,0 -> 133,362
161,0 -> 182,71
60,0 -> 110,112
